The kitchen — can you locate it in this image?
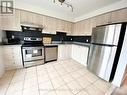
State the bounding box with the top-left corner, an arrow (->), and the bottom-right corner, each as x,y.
0,0 -> 127,95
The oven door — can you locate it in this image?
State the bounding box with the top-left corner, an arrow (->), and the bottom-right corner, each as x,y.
22,47 -> 44,62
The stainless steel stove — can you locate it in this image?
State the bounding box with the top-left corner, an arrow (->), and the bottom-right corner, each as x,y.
22,37 -> 44,67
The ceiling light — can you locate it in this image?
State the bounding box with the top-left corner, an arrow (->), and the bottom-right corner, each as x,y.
53,0 -> 74,12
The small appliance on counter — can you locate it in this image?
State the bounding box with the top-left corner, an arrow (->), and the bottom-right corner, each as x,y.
87,23 -> 126,82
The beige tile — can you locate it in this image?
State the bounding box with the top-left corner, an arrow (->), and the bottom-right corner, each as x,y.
70,71 -> 82,79
57,69 -> 69,76
39,80 -> 53,91
51,77 -> 65,89
0,59 -> 113,95
26,67 -> 36,72
11,74 -> 25,84
37,65 -> 46,71
84,72 -> 99,83
61,74 -> 74,83
85,85 -> 105,95
56,84 -> 69,91
44,91 -> 56,95
6,91 -> 22,95
56,91 -> 74,95
37,74 -> 50,83
76,90 -> 89,95
54,64 -> 63,70
48,71 -> 59,79
37,70 -> 48,76
47,67 -> 56,73
76,68 -> 89,76
40,91 -> 49,95
23,86 -> 39,95
24,77 -> 38,89
6,81 -> 23,94
76,76 -> 91,88
67,80 -> 82,94
25,71 -> 37,79
93,79 -> 111,93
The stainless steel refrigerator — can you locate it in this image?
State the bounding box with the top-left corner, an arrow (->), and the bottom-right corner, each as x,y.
87,23 -> 126,82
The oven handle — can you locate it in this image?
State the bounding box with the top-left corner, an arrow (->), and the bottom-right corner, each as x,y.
22,47 -> 44,50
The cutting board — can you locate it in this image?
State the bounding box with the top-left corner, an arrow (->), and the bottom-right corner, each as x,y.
43,37 -> 52,44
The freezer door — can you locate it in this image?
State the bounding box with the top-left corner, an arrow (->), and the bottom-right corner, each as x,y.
91,24 -> 122,45
87,44 -> 117,81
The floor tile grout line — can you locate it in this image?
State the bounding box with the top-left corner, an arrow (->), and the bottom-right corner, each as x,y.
61,64 -> 85,95
1,59 -> 111,95
4,70 -> 16,95
21,68 -> 27,95
52,61 -> 76,95
35,66 -> 41,95
53,60 -> 97,95
45,64 -> 58,95
61,60 -> 102,94
74,79 -> 99,95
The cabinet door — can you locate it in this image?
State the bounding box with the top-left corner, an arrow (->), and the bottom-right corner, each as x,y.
65,45 -> 72,59
56,19 -> 63,32
78,46 -> 89,66
95,13 -> 111,26
58,45 -> 65,59
1,9 -> 21,31
12,46 -> 23,68
20,10 -> 33,24
71,45 -> 89,66
71,45 -> 78,60
111,8 -> 127,23
73,23 -> 77,36
89,17 -> 96,35
3,46 -> 15,70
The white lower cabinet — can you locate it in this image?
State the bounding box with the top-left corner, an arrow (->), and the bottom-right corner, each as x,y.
71,44 -> 89,66
58,44 -> 72,60
3,45 -> 23,70
58,44 -> 89,66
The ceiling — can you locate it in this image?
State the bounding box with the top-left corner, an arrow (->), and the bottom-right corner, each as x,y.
15,0 -> 123,21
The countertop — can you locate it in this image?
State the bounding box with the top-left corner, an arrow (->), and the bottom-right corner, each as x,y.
0,42 -> 91,47
44,41 -> 91,47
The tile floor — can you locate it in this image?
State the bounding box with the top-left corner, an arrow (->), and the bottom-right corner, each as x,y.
0,59 -> 112,95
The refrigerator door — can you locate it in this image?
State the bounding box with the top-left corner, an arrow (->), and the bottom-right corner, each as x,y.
87,44 -> 117,81
91,24 -> 122,45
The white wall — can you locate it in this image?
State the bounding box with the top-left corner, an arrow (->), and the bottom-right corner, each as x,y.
112,25 -> 127,87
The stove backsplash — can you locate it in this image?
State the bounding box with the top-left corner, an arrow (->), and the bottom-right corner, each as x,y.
2,30 -> 91,44
42,34 -> 91,43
